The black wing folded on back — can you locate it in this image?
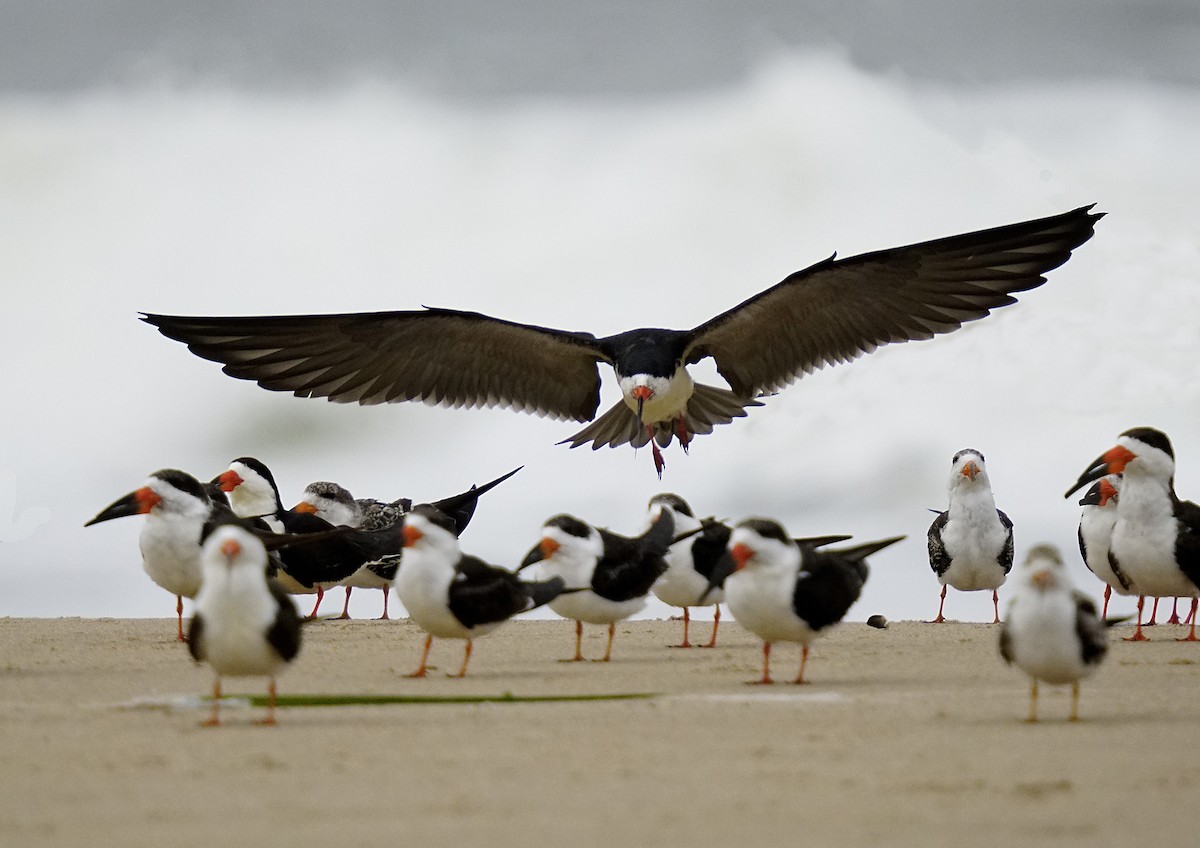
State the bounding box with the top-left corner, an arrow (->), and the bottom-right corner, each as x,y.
591,522 -> 673,603
927,511 -> 950,577
448,555 -> 531,628
141,307 -> 608,423
682,205 -> 1103,398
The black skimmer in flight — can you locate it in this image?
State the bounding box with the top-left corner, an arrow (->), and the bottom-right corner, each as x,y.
188,524 -> 302,726
394,506 -> 569,677
999,545 -> 1110,722
702,519 -> 901,684
647,494 -> 730,648
141,205 -> 1102,477
1065,427 -> 1200,642
518,509 -> 675,661
1077,475 -> 1129,619
86,469 -> 221,642
927,449 -> 1014,623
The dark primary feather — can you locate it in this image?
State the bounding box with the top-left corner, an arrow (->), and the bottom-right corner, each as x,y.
1173,497 -> 1200,589
689,520 -> 733,582
141,308 -> 606,422
927,512 -> 950,576
187,614 -> 206,662
998,510 -> 1015,573
265,581 -> 303,662
682,205 -> 1102,398
1073,592 -> 1108,667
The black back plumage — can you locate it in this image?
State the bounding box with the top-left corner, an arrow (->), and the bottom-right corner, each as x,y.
447,555 -> 566,629
590,509 -> 675,602
792,537 -> 903,631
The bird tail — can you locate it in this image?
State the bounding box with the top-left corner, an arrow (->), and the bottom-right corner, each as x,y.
523,575 -> 572,610
427,466 -> 523,536
558,383 -> 762,450
826,536 -> 906,562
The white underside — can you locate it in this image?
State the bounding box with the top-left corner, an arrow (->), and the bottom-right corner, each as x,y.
193,572 -> 290,678
619,367 -> 694,425
1110,479 -> 1198,597
139,513 -> 204,599
393,550 -> 500,639
1004,590 -> 1096,685
724,567 -> 816,645
939,495 -> 1009,592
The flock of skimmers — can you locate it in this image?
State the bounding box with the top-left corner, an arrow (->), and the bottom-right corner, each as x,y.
85,425 -> 1199,728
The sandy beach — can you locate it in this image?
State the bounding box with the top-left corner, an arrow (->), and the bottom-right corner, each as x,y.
1,615 -> 1197,846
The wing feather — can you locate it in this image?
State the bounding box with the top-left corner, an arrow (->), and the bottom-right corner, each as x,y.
141,308 -> 607,422
684,205 -> 1103,397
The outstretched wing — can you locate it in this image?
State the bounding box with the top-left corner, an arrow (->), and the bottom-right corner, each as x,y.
683,205 -> 1103,397
142,307 -> 608,423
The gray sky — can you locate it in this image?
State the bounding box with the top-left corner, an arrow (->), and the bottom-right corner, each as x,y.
3,1 -> 1199,96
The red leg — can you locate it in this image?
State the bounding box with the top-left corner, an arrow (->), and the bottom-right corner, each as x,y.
927,585 -> 948,623
377,586 -> 390,620
992,590 -> 1001,624
748,642 -> 773,685
1147,596 -> 1160,626
450,640 -> 473,677
671,607 -> 692,648
1168,597 -> 1182,625
1102,585 -> 1111,619
306,587 -> 325,620
1188,602 -> 1197,627
792,644 -> 811,685
201,678 -> 221,727
407,634 -> 433,677
336,587 -> 353,620
595,622 -> 615,662
1177,599 -> 1199,642
1124,596 -> 1149,641
176,595 -> 187,642
675,416 -> 692,453
560,620 -> 585,662
650,440 -> 666,478
701,606 -> 720,648
257,678 -> 278,725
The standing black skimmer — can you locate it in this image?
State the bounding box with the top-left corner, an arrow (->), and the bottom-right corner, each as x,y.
141,205 -> 1102,476
213,457 -> 409,617
1065,427 -> 1200,642
999,545 -> 1109,722
86,469 -> 220,642
518,509 -> 675,661
647,494 -> 730,648
394,506 -> 569,677
294,481 -> 403,619
291,467 -> 522,619
703,519 -> 901,684
927,449 -> 1014,623
1077,475 -> 1128,619
187,524 -> 302,726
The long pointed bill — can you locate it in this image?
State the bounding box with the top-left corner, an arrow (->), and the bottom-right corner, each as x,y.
85,487 -> 161,526
1064,445 -> 1134,498
518,537 -> 558,572
630,385 -> 653,428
